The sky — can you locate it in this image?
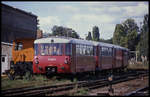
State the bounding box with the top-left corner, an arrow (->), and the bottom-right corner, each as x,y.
2,1 -> 149,39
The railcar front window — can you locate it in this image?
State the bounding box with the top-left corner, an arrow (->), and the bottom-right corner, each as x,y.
40,43 -> 63,56
41,45 -> 45,55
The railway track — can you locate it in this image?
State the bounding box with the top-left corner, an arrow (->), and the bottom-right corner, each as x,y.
124,86 -> 149,96
2,70 -> 148,96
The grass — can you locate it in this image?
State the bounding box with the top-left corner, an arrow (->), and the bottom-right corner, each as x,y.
1,74 -> 71,90
75,88 -> 89,96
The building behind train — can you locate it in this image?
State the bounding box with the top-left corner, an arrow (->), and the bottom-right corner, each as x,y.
1,3 -> 38,75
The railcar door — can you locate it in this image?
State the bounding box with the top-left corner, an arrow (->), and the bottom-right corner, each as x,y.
123,50 -> 128,68
98,46 -> 102,70
100,46 -> 113,70
115,49 -> 122,68
112,47 -> 115,69
70,44 -> 76,73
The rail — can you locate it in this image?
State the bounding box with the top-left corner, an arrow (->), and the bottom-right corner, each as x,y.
2,70 -> 148,96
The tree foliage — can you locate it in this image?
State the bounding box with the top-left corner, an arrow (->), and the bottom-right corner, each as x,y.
92,26 -> 100,41
113,18 -> 139,51
86,31 -> 92,40
99,38 -> 113,44
136,14 -> 149,58
51,25 -> 80,39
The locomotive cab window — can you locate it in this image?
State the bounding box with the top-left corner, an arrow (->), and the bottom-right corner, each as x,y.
14,42 -> 23,50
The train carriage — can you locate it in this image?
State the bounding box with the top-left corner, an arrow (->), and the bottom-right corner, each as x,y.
33,36 -> 96,75
92,41 -> 129,71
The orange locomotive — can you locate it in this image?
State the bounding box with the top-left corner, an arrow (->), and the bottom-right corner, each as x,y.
7,38 -> 35,80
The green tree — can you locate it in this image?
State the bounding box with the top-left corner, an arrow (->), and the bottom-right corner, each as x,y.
92,26 -> 100,41
71,31 -> 80,39
127,29 -> 138,51
113,24 -> 125,45
136,14 -> 149,59
86,31 -> 92,40
113,18 -> 139,51
99,38 -> 113,44
51,25 -> 80,39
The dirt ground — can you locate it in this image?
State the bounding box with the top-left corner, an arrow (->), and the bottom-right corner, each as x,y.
88,76 -> 149,96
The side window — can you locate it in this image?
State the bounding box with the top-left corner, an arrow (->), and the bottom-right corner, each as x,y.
89,46 -> 92,56
66,44 -> 72,55
76,44 -> 80,55
86,46 -> 90,56
108,48 -> 112,56
101,47 -> 107,56
79,45 -> 83,55
15,42 -> 23,50
94,46 -> 97,56
41,44 -> 45,55
85,45 -> 87,55
83,45 -> 86,55
34,44 -> 38,55
101,47 -> 104,56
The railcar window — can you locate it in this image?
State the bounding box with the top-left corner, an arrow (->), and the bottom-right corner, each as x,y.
41,45 -> 45,55
40,44 -> 63,56
79,45 -> 83,55
49,44 -> 53,55
34,44 -> 38,55
65,44 -> 72,55
101,47 -> 112,56
90,46 -> 93,56
45,45 -> 49,55
83,45 -> 86,55
76,44 -> 94,56
76,44 -> 80,55
86,46 -> 90,56
82,45 -> 84,55
94,47 -> 97,56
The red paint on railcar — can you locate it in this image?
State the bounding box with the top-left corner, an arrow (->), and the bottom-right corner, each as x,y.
33,56 -> 71,74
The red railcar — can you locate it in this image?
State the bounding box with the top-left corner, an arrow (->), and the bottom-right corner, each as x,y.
33,37 -> 96,75
93,41 -> 129,71
33,36 -> 129,75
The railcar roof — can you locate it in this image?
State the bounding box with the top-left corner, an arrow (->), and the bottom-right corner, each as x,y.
34,36 -> 94,45
91,41 -> 128,50
34,36 -> 129,51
